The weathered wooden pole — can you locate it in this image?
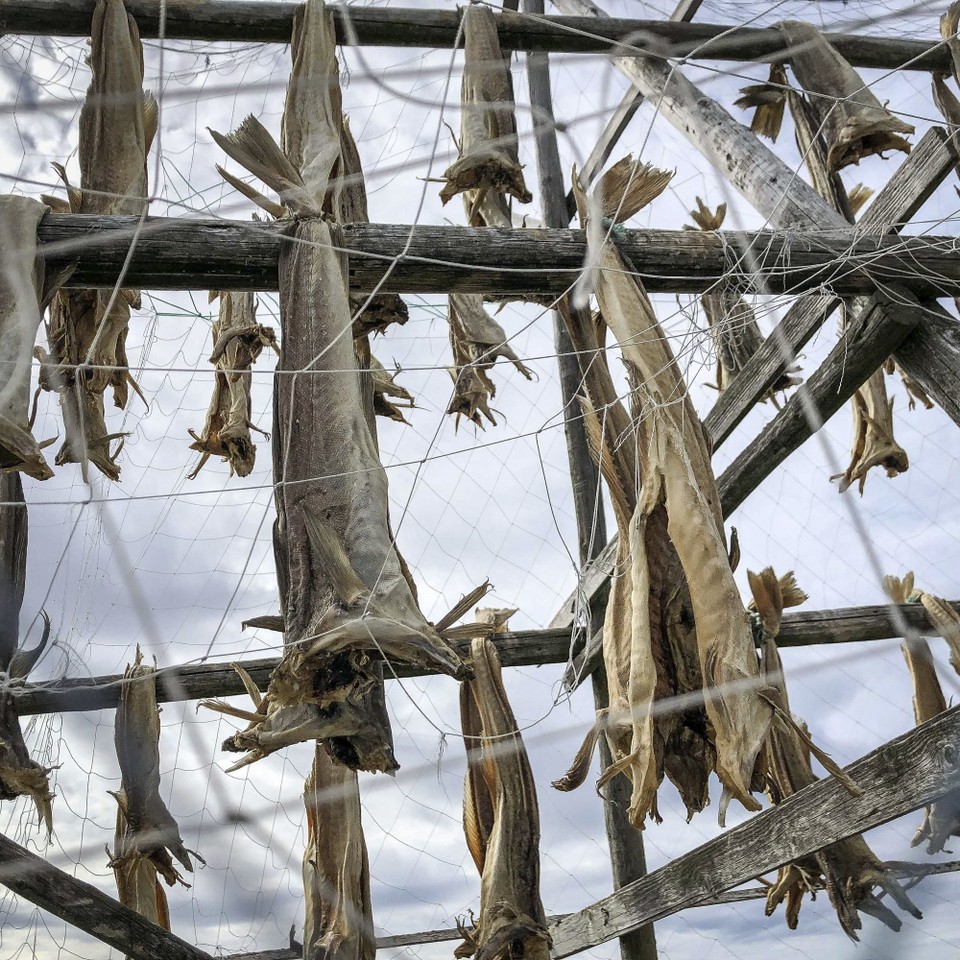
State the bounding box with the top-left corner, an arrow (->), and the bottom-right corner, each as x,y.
522,4 -> 656,958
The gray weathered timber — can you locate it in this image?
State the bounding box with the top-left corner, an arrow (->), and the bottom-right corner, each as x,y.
894,300 -> 960,429
566,599 -> 960,691
0,832 -> 213,960
2,1 -> 948,71
549,706 -> 960,958
703,126 -> 960,448
18,599 -> 960,716
35,215 -> 960,296
716,288 -> 921,517
225,860 -> 960,958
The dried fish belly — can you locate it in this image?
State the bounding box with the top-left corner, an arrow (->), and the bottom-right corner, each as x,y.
188,291 -> 276,478
458,637 -> 551,960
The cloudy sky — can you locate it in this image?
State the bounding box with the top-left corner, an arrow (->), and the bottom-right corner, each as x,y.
2,0 -> 960,958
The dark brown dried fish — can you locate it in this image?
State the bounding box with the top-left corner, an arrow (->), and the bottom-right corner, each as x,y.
458,637 -> 551,960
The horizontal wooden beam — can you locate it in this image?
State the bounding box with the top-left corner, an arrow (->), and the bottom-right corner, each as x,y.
37,215 -> 960,297
21,598 -> 960,716
1,1 -> 947,72
549,705 -> 960,957
225,859 -> 960,958
564,598 -> 960,691
0,832 -> 213,960
703,126 -> 960,449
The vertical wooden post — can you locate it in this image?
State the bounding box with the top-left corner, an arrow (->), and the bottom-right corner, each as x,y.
521,6 -> 657,958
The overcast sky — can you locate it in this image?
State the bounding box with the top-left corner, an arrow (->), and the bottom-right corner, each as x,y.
2,1 -> 960,958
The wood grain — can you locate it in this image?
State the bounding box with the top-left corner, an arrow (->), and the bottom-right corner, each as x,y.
549,706 -> 960,957
35,214 -> 960,297
0,1 -> 948,71
0,833 -> 214,960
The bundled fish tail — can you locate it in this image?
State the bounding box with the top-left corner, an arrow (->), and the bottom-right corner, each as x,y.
41,0 -> 156,480
440,4 -> 531,218
458,636 -> 551,960
776,20 -> 913,171
0,197 -> 58,480
733,63 -> 788,141
206,0 -> 465,774
188,292 -> 277,479
751,569 -> 920,938
688,198 -> 800,398
447,294 -> 533,429
109,647 -> 197,932
302,746 -> 375,960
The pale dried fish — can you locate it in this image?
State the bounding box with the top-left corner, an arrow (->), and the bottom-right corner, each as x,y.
883,357 -> 935,412
447,294 -> 533,429
458,638 -> 551,960
751,569 -> 920,939
110,648 -> 196,893
572,166 -> 772,822
0,196 -> 56,480
776,20 -> 913,171
370,356 -> 414,424
688,198 -> 800,398
188,291 -> 276,479
302,745 -> 375,960
734,63 -> 788,140
916,591 -> 960,678
440,5 -> 531,217
42,0 -> 156,479
943,4 -> 960,86
208,0 -> 466,773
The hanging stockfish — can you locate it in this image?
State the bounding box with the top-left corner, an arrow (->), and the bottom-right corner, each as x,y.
369,356 -> 415,424
914,589 -> 960,678
109,647 -> 198,930
784,88 -> 910,494
775,20 -> 913,171
734,63 -> 788,141
447,294 -> 533,429
750,569 -> 921,939
0,196 -> 59,480
188,292 -> 277,479
559,162 -> 771,825
884,573 -> 960,855
943,3 -> 960,83
687,198 -> 800,399
302,745 -> 375,960
205,0 -> 466,774
440,4 -> 531,223
41,0 -> 156,480
457,636 -> 551,960
339,117 -> 409,338
0,475 -> 55,835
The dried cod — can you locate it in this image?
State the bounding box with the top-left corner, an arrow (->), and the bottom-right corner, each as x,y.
734,63 -> 788,141
109,647 -> 197,918
0,196 -> 58,479
775,20 -> 914,171
558,163 -> 769,825
457,637 -> 551,960
447,294 -> 533,429
687,198 -> 800,399
206,0 -> 465,773
440,4 -> 531,222
188,291 -> 277,479
302,745 -> 375,960
369,356 -> 415,424
750,569 -> 921,939
41,0 -> 156,480
884,573 -> 960,854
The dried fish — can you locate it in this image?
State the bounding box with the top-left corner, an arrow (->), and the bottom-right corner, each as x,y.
751,568 -> 921,939
884,574 -> 960,853
41,0 -> 156,480
943,3 -> 960,86
447,294 -> 533,429
109,648 -> 196,898
458,637 -> 551,960
776,20 -> 913,171
440,5 -> 531,219
0,196 -> 57,480
370,356 -> 414,424
734,63 -> 788,141
207,0 -> 466,773
188,291 -> 277,478
302,745 -> 375,960
559,166 -> 770,824
688,198 -> 800,398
